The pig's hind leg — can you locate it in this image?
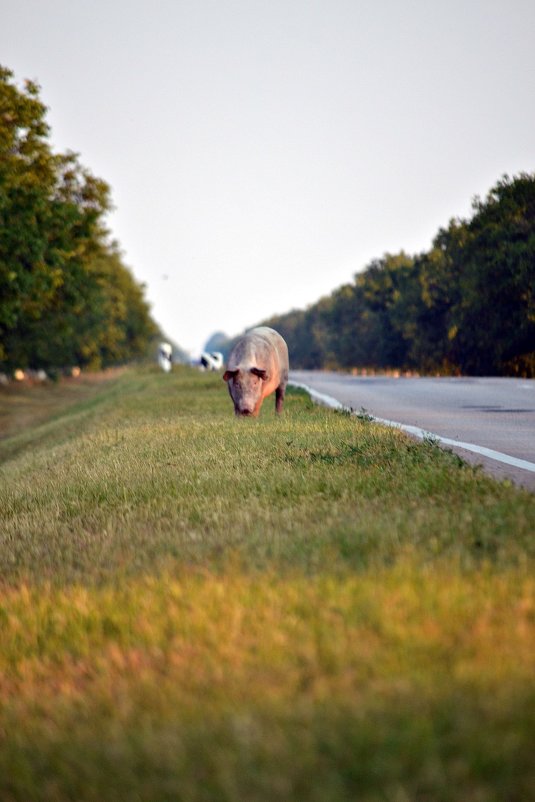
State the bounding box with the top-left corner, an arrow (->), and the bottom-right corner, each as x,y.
275,385 -> 285,414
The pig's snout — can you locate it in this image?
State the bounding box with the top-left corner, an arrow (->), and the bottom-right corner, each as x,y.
235,406 -> 254,417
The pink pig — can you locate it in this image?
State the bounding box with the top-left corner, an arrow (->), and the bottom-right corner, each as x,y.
223,327 -> 289,417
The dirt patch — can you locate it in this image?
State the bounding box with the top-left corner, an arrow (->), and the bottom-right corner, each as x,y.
0,367 -> 125,440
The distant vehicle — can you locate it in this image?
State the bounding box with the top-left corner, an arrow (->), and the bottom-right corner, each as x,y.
199,351 -> 224,371
158,342 -> 173,372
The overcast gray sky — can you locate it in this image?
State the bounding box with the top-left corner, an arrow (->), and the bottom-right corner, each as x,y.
2,0 -> 534,355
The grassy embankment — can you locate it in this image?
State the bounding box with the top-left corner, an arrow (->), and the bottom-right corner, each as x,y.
1,366 -> 534,802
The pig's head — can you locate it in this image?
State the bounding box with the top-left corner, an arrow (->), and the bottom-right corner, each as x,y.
223,367 -> 267,417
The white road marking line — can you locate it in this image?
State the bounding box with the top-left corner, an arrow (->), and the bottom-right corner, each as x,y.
289,381 -> 535,474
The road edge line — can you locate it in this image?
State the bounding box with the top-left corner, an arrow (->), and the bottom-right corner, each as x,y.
289,380 -> 535,475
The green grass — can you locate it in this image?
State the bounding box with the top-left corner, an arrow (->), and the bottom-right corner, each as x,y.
0,366 -> 534,801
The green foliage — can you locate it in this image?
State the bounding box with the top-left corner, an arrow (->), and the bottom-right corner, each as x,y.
0,65 -> 158,372
262,174 -> 535,376
450,175 -> 535,374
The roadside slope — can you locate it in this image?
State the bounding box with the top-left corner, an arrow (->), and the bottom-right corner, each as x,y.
1,366 -> 534,801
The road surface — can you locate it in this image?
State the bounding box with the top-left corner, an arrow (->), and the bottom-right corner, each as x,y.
290,371 -> 535,491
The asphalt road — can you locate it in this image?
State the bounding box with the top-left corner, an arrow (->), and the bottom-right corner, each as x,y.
290,371 -> 535,491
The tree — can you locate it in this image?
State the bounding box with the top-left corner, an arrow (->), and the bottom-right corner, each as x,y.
448,174 -> 535,375
0,66 -> 59,353
0,66 -> 159,372
354,252 -> 415,368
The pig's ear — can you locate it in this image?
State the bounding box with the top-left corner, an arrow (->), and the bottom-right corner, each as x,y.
251,367 -> 268,380
223,369 -> 238,382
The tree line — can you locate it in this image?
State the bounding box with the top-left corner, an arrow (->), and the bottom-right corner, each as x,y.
257,172 -> 534,377
0,66 -> 159,376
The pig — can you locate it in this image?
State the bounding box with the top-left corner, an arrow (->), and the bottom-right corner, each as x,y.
223,327 -> 289,417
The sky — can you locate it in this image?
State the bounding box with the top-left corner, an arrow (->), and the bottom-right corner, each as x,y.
2,0 -> 534,356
